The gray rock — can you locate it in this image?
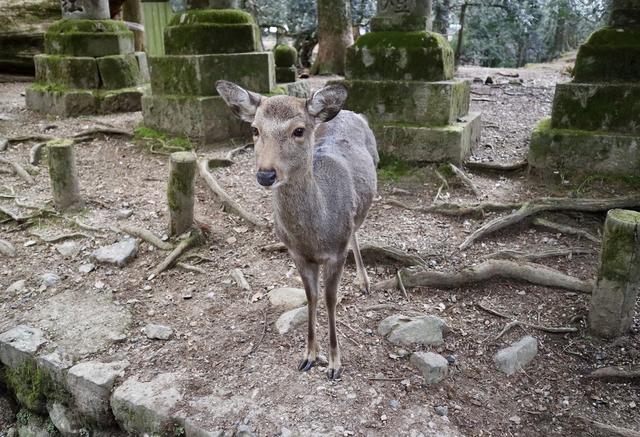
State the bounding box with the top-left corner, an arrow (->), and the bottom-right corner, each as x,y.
0,395 -> 15,428
494,336 -> 538,375
17,414 -> 49,437
78,263 -> 95,274
379,314 -> 449,346
434,405 -> 448,416
116,209 -> 133,220
37,349 -> 73,388
48,402 -> 84,436
144,324 -> 173,340
0,239 -> 16,257
0,325 -> 46,368
183,419 -> 224,437
91,239 -> 138,267
67,360 -> 129,425
410,352 -> 449,384
55,241 -> 81,258
6,428 -> 17,437
111,373 -> 184,434
6,279 -> 26,294
268,287 -> 307,310
275,306 -> 308,335
235,425 -> 254,437
40,272 -> 61,287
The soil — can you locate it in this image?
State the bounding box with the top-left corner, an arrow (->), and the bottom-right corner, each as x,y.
1,58 -> 639,437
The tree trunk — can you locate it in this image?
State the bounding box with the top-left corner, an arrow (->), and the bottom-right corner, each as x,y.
454,2 -> 467,66
122,0 -> 144,51
433,0 -> 451,35
311,0 -> 354,75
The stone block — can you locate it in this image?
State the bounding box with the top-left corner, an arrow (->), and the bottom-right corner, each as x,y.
274,44 -> 297,67
334,79 -> 470,126
529,118 -> 640,177
149,52 -> 274,96
45,19 -> 134,57
0,325 -> 46,369
135,51 -> 150,82
277,80 -> 310,98
572,27 -> 640,83
370,15 -> 429,32
26,86 -> 96,117
98,88 -> 143,113
551,83 -> 640,133
36,350 -> 73,389
346,31 -> 454,82
142,94 -> 249,143
276,66 -> 297,84
91,239 -> 139,267
410,352 -> 448,384
375,112 -> 481,163
97,54 -> 142,89
494,336 -> 538,375
378,314 -> 449,346
66,360 -> 129,426
34,55 -> 99,89
111,373 -> 184,434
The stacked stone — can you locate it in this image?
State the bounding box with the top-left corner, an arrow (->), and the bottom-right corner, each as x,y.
142,0 -> 275,143
25,0 -> 146,116
529,0 -> 640,177
274,44 -> 298,83
334,0 -> 481,163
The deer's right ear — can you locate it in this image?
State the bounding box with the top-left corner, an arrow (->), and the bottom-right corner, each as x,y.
216,80 -> 262,123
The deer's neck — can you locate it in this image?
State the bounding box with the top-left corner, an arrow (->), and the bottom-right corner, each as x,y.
273,165 -> 323,234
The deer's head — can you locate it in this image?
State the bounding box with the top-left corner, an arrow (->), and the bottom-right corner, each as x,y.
216,80 -> 347,188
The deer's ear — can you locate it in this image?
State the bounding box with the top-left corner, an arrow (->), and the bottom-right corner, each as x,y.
216,80 -> 262,123
306,84 -> 347,123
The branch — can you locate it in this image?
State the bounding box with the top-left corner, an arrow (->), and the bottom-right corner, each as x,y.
449,163 -> 480,198
486,247 -> 595,262
531,217 -> 601,243
387,199 -> 521,217
0,157 -> 35,184
586,367 -> 640,382
150,229 -> 204,277
118,224 -> 174,250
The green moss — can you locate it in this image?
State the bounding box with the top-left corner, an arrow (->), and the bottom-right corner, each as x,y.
31,82 -> 71,93
4,362 -> 48,412
584,26 -> 640,46
169,9 -> 254,25
354,31 -> 449,50
45,30 -> 134,57
164,23 -> 260,55
572,28 -> 640,83
97,54 -> 142,89
47,19 -> 128,34
134,125 -> 193,155
34,54 -> 99,89
274,44 -> 297,67
599,211 -> 640,282
377,153 -> 421,181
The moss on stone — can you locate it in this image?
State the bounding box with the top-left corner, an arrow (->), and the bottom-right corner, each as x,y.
274,44 -> 297,67
275,66 -> 296,83
598,209 -> 640,282
3,362 -> 49,413
169,9 -> 253,26
134,125 -> 193,155
164,23 -> 260,55
97,54 -> 142,89
45,31 -> 134,58
377,153 -> 423,181
47,18 -> 129,34
573,28 -> 640,83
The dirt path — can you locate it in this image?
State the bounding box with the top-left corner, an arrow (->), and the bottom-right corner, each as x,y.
0,60 -> 638,436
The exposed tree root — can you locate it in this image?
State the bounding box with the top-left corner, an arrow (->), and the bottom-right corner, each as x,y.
574,416 -> 640,437
230,268 -> 251,291
486,247 -> 595,262
226,143 -> 253,160
119,224 -> 174,250
30,231 -> 91,243
0,137 -> 8,151
7,134 -> 55,144
460,195 -> 640,250
532,217 -> 601,243
360,303 -> 403,312
373,259 -> 594,294
464,160 -> 528,172
0,157 -> 35,184
0,205 -> 54,223
449,163 -> 480,198
72,127 -> 133,139
207,157 -> 234,169
150,229 -> 204,277
387,199 -> 521,217
433,169 -> 449,202
586,367 -> 640,382
197,158 -> 269,228
176,262 -> 205,274
29,143 -> 47,166
73,217 -> 106,233
260,242 -> 287,252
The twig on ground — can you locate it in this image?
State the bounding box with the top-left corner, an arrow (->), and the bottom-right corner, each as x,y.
118,224 -> 174,250
373,259 -> 594,294
182,253 -> 214,264
397,270 -> 409,300
151,229 -> 204,277
486,247 -> 595,261
0,157 -> 35,184
360,303 -> 403,312
197,157 -> 268,228
243,303 -> 268,356
337,327 -> 361,347
585,367 -> 640,382
531,217 -> 601,243
73,217 -> 105,233
387,199 -> 521,217
464,160 -> 528,172
367,376 -> 408,382
433,169 -> 449,202
471,97 -> 496,102
225,143 -> 253,160
176,262 -> 205,274
449,163 -> 481,198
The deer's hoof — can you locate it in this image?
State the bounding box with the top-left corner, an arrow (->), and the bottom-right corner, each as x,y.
326,367 -> 343,380
298,358 -> 315,372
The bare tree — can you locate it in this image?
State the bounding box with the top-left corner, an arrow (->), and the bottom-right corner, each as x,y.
311,0 -> 354,75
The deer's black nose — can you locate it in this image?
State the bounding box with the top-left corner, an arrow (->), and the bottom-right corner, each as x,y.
256,169 -> 277,187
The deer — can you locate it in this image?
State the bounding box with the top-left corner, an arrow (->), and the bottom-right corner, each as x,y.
216,80 -> 379,380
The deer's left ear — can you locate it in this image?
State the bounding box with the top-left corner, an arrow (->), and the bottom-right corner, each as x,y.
216,80 -> 262,123
306,84 -> 347,123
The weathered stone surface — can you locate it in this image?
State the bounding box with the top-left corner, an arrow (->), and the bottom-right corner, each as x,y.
589,209 -> 640,338
0,239 -> 17,257
34,55 -> 99,89
551,83 -> 640,133
67,360 -> 129,425
276,66 -> 297,84
378,314 -> 450,346
572,28 -> 640,83
335,79 -> 470,126
40,273 -> 61,288
45,19 -> 135,58
97,88 -> 143,113
142,94 -> 248,143
55,241 -> 81,258
529,118 -> 640,177
0,325 -> 46,369
410,352 -> 448,384
346,31 -> 454,82
268,288 -> 307,310
375,112 -> 481,163
37,349 -> 73,388
135,51 -> 150,82
149,52 -> 275,96
48,402 -> 84,436
275,306 -> 308,335
370,0 -> 431,32
26,87 -> 96,117
277,80 -> 311,98
183,419 -> 225,437
144,324 -> 173,340
494,336 -> 538,375
6,279 -> 26,294
96,54 -> 142,89
16,413 -> 50,437
61,0 -> 110,20
111,373 -> 184,434
91,239 -> 138,267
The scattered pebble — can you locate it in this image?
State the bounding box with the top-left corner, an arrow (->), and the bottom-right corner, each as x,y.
78,263 -> 95,273
434,405 -> 448,416
144,324 -> 173,340
40,272 -> 61,288
24,240 -> 37,247
116,209 -> 133,219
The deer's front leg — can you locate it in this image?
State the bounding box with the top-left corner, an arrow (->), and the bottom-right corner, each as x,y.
294,257 -> 320,372
323,254 -> 347,380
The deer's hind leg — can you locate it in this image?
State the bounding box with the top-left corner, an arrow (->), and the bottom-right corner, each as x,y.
350,233 -> 370,294
294,257 -> 320,372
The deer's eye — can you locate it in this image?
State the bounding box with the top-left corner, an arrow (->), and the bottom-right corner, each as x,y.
293,127 -> 305,138
251,127 -> 259,137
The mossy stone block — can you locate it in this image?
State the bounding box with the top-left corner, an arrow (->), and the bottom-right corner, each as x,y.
274,44 -> 297,67
45,19 -> 134,57
332,79 -> 470,126
346,31 -> 454,81
164,23 -> 260,55
551,83 -> 640,134
573,27 -> 640,82
374,112 -> 481,163
47,18 -> 129,33
98,88 -> 143,113
149,52 -> 274,95
97,54 -> 142,89
26,85 -> 96,116
34,54 -> 99,89
142,94 -> 248,143
276,66 -> 297,83
529,118 -> 640,176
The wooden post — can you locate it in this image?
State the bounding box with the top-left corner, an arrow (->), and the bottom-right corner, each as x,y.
47,139 -> 82,211
123,0 -> 144,51
589,209 -> 640,338
167,151 -> 196,236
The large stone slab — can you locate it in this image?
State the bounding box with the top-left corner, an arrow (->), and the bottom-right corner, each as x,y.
26,86 -> 143,117
275,306 -> 308,335
34,55 -> 99,89
374,112 -> 481,163
149,52 -> 275,96
335,79 -> 470,126
111,373 -> 184,434
142,94 -> 248,143
44,19 -> 134,57
529,118 -> 640,177
0,325 -> 46,369
410,351 -> 448,384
